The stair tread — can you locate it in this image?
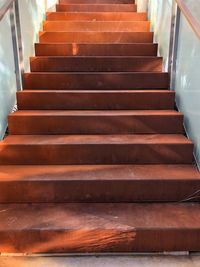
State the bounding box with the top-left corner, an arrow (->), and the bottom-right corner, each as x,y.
1,202 -> 200,252
31,56 -> 159,58
2,134 -> 191,145
17,90 -> 175,110
57,3 -> 135,6
59,0 -> 135,3
56,4 -> 137,12
19,89 -> 173,93
39,31 -> 153,44
30,56 -> 162,72
0,0 -> 199,254
0,203 -> 200,230
35,43 -> 158,56
23,72 -> 169,90
43,21 -> 150,32
0,164 -> 199,181
10,110 -> 181,116
26,71 -> 165,74
40,31 -> 151,33
46,11 -> 146,14
35,42 -> 155,45
56,3 -> 136,6
57,3 -> 135,5
43,20 -> 149,23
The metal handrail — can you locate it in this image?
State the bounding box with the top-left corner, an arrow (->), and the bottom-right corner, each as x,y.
0,0 -> 15,21
176,0 -> 200,40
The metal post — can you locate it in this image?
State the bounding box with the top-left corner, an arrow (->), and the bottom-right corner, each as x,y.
168,1 -> 181,90
9,0 -> 24,91
14,0 -> 24,76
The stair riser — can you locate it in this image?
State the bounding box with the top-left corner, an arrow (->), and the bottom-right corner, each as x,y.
46,12 -> 147,21
9,115 -> 183,134
43,21 -> 150,32
39,32 -> 153,43
0,229 -> 200,253
17,91 -> 175,110
23,73 -> 169,90
0,180 -> 199,203
0,144 -> 193,164
56,4 -> 137,12
35,43 -> 158,56
30,57 -> 162,72
59,0 -> 135,3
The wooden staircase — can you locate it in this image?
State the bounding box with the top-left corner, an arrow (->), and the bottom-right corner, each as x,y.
0,0 -> 200,253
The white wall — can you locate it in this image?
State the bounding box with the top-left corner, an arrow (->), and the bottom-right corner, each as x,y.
136,0 -> 148,12
0,0 -> 57,139
19,0 -> 57,71
148,0 -> 172,71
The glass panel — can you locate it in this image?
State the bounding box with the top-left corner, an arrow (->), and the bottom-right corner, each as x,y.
0,0 -> 58,138
0,0 -> 8,8
184,0 -> 200,25
148,0 -> 172,71
18,0 -> 57,71
0,12 -> 17,139
18,0 -> 46,71
175,12 -> 200,168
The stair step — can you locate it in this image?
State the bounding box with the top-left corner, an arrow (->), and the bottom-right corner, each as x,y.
59,0 -> 135,3
35,43 -> 158,56
9,110 -> 183,135
23,72 -> 169,90
30,56 -> 162,72
43,21 -> 150,32
56,4 -> 137,12
39,31 -> 153,43
0,165 -> 199,203
0,203 -> 200,252
0,134 -> 193,165
46,11 -> 147,21
0,0 -> 198,255
17,90 -> 175,110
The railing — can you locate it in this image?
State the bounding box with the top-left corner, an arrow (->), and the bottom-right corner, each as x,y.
166,0 -> 200,169
176,0 -> 200,39
0,0 -> 24,91
168,0 -> 200,89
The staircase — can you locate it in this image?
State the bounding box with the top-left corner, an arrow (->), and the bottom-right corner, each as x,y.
0,0 -> 200,253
